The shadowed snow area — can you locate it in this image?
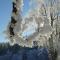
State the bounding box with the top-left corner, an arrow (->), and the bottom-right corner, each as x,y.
0,44 -> 49,60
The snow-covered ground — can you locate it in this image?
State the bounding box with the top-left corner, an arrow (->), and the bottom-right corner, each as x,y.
0,47 -> 49,60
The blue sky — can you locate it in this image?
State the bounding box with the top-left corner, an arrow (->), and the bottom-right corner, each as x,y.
0,0 -> 30,43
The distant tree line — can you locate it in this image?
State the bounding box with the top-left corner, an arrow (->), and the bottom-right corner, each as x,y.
0,43 -> 21,55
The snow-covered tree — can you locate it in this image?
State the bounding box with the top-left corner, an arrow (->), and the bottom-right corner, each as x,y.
6,0 -> 23,44
7,0 -> 60,50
